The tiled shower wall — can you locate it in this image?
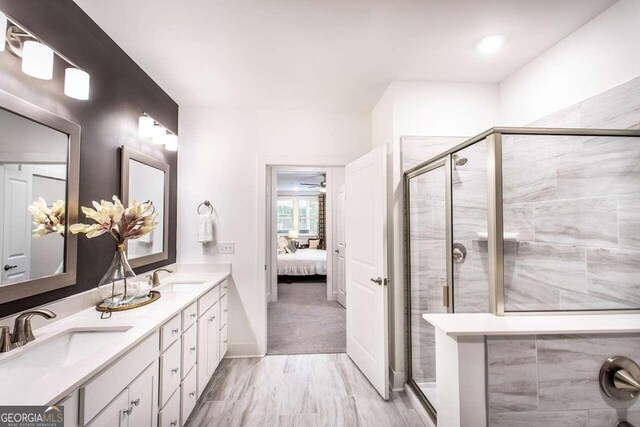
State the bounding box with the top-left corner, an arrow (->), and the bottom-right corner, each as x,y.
403,76 -> 640,313
502,76 -> 640,311
487,333 -> 640,427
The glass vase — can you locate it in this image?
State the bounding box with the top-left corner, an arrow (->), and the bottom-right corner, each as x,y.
97,244 -> 141,307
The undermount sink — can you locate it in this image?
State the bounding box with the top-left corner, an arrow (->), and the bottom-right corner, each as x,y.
0,327 -> 131,371
159,282 -> 205,293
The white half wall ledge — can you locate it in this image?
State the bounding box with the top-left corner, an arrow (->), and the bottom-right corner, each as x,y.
423,313 -> 640,337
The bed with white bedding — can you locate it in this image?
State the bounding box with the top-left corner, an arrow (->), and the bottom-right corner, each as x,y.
277,249 -> 327,276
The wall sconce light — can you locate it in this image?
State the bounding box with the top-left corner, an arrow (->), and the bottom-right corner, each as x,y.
64,68 -> 90,100
138,116 -> 155,137
152,124 -> 166,145
21,40 -> 53,80
164,134 -> 178,151
1,10 -> 91,99
138,112 -> 178,151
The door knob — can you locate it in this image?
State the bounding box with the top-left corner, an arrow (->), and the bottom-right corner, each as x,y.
370,277 -> 387,286
600,356 -> 640,401
335,249 -> 340,254
3,265 -> 17,271
452,243 -> 467,263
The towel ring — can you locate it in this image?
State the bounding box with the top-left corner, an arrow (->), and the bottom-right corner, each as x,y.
197,200 -> 214,215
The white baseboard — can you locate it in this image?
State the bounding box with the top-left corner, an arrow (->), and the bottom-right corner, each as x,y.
404,383 -> 436,427
226,341 -> 263,358
390,368 -> 406,391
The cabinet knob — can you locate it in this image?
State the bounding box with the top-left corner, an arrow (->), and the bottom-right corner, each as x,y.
131,398 -> 140,407
209,316 -> 215,322
171,328 -> 179,334
224,309 -> 228,313
190,313 -> 197,318
190,346 -> 196,352
123,407 -> 133,415
170,421 -> 177,426
171,367 -> 179,374
189,391 -> 196,397
223,340 -> 228,343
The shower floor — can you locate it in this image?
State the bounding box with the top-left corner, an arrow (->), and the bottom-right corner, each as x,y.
416,381 -> 437,409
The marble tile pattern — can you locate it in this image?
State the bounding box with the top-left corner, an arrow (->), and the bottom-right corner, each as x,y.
185,354 -> 427,427
487,333 -> 640,427
501,76 -> 640,312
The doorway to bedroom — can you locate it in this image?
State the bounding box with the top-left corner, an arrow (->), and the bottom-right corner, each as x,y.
267,167 -> 346,355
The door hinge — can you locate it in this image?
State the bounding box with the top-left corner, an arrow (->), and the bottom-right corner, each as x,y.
442,285 -> 450,307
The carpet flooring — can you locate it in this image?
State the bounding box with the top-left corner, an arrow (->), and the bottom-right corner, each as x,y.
267,280 -> 346,355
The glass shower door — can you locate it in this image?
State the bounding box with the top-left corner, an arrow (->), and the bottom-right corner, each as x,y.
406,158 -> 451,416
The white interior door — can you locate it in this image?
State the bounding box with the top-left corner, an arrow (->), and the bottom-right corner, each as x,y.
336,184 -> 346,308
2,168 -> 32,285
345,146 -> 388,399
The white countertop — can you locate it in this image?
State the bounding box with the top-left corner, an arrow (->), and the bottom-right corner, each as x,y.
423,312 -> 640,337
0,270 -> 229,405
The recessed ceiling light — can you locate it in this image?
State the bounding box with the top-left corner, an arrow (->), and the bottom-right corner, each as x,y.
476,34 -> 506,54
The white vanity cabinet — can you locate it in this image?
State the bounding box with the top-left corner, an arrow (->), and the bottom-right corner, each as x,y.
49,276 -> 230,427
85,358 -> 159,427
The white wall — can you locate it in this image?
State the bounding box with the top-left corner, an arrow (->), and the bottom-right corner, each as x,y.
499,0 -> 640,126
177,107 -> 370,356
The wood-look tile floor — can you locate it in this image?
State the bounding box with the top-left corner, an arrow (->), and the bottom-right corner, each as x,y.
185,353 -> 426,427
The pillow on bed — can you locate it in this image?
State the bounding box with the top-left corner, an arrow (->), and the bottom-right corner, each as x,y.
285,242 -> 297,253
277,236 -> 290,251
308,238 -> 320,249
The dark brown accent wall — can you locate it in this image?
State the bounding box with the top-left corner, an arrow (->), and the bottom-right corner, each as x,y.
0,0 -> 178,316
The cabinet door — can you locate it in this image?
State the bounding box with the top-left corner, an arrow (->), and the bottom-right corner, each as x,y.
128,361 -> 158,427
197,307 -> 211,396
206,301 -> 220,379
86,389 -> 129,427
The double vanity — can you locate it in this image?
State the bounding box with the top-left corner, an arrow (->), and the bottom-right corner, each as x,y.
0,269 -> 230,427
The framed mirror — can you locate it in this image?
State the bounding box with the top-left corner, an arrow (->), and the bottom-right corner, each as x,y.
0,89 -> 80,303
120,147 -> 169,268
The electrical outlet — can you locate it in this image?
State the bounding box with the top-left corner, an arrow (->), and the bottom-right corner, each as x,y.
218,242 -> 235,254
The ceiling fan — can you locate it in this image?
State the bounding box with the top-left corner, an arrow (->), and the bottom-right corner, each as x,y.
300,181 -> 327,193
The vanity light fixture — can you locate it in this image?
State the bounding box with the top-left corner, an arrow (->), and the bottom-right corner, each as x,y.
138,115 -> 155,137
164,133 -> 178,151
152,124 -> 166,145
1,11 -> 91,99
21,40 -> 53,80
139,112 -> 178,151
476,34 -> 506,54
0,12 -> 7,52
64,68 -> 90,100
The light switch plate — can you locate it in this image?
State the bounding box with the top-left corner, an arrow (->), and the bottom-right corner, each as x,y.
218,242 -> 235,254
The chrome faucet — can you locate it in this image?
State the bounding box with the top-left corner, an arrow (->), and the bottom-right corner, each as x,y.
149,268 -> 173,286
9,309 -> 57,349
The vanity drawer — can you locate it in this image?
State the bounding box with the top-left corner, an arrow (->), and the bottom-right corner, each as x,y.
198,285 -> 220,317
220,279 -> 228,297
161,314 -> 182,351
160,339 -> 182,407
219,324 -> 228,360
219,293 -> 228,330
182,302 -> 198,330
159,388 -> 180,427
181,366 -> 198,425
81,331 -> 159,425
181,324 -> 197,377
